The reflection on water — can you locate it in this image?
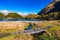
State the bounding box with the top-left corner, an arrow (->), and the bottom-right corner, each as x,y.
0,19 -> 41,22
0,18 -> 41,21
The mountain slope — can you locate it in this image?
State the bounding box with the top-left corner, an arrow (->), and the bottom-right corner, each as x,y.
38,0 -> 60,14
25,14 -> 40,20
6,12 -> 23,20
0,12 -> 5,21
38,0 -> 60,20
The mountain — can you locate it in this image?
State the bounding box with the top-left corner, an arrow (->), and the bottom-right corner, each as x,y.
38,0 -> 60,14
38,0 -> 60,20
0,10 -> 28,17
6,12 -> 23,20
25,14 -> 40,20
0,10 -> 24,21
0,10 -> 39,21
0,12 -> 5,21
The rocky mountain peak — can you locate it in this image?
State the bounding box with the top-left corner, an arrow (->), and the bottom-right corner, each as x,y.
38,0 -> 60,15
53,0 -> 60,2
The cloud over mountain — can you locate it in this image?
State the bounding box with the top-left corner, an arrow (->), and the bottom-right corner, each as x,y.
0,10 -> 10,15
0,10 -> 37,17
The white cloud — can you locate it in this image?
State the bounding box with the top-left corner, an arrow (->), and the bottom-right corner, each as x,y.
17,12 -> 29,17
0,10 -> 37,16
0,10 -> 10,15
18,12 -> 37,17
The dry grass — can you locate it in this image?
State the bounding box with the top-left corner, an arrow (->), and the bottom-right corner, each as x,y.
0,34 -> 34,40
0,22 -> 29,33
32,20 -> 60,28
0,21 -> 60,40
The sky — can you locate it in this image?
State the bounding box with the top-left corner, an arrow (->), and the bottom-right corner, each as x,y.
0,0 -> 52,14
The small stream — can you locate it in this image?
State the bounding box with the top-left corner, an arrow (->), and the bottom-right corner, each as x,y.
25,23 -> 32,30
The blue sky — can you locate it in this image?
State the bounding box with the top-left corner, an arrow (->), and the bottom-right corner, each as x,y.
0,0 -> 52,14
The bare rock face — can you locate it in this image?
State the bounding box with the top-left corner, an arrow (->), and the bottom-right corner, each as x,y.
53,0 -> 60,2
38,0 -> 60,15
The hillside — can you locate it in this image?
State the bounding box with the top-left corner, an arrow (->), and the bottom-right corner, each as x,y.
25,14 -> 40,20
38,0 -> 60,20
0,12 -> 5,21
6,12 -> 23,21
0,12 -> 41,21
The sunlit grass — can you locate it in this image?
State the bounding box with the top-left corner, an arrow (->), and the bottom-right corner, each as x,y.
0,35 -> 15,40
0,34 -> 34,40
0,21 -> 60,40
